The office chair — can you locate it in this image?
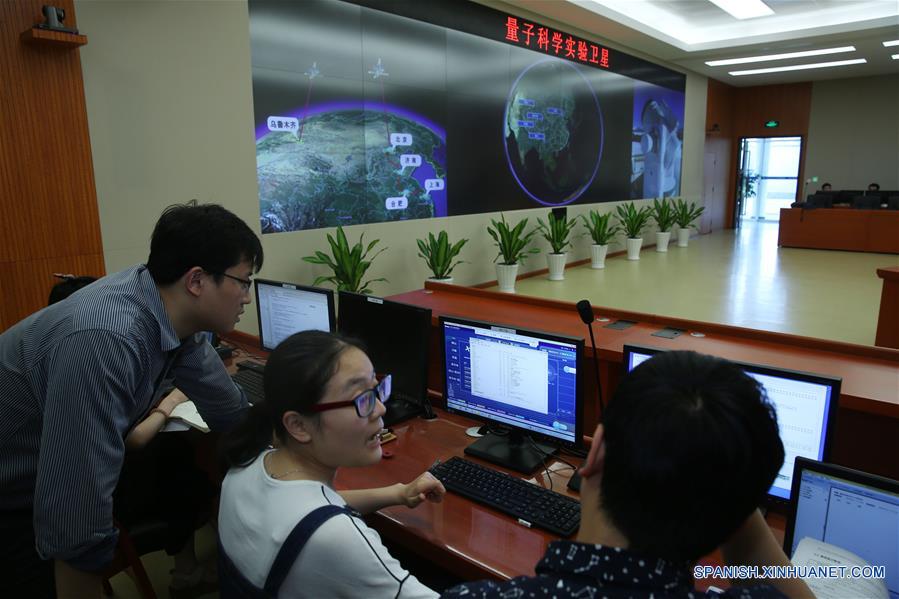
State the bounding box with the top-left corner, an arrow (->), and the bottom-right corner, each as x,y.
102,520 -> 168,598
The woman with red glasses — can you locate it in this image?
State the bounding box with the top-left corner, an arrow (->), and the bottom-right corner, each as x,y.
218,330 -> 444,598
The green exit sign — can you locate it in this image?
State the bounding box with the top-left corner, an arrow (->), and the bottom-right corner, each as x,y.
764,120 -> 780,128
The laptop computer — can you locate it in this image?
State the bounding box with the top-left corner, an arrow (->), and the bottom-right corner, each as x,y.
784,457 -> 899,599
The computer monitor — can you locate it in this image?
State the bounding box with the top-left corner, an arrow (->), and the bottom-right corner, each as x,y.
622,344 -> 839,505
784,458 -> 898,599
836,189 -> 863,204
807,194 -> 833,209
254,279 -> 335,352
441,316 -> 583,474
337,292 -> 433,426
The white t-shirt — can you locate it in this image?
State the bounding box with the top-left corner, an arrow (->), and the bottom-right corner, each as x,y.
218,449 -> 438,599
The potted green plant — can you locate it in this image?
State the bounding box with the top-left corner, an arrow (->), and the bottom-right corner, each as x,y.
615,202 -> 652,260
416,230 -> 468,284
302,225 -> 387,294
486,214 -> 539,293
579,210 -> 620,269
651,197 -> 676,253
536,211 -> 577,281
672,198 -> 705,247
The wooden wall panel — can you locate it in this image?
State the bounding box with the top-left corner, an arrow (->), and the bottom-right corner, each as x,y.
705,78 -> 735,137
732,82 -> 812,137
0,253 -> 105,329
706,80 -> 813,227
1,0 -> 104,331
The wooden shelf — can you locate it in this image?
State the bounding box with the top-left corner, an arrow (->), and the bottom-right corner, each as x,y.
21,27 -> 87,48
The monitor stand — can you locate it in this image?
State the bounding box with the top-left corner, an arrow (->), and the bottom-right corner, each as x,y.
464,429 -> 557,474
383,397 -> 422,427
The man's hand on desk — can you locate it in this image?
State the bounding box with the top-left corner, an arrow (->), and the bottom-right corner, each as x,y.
400,471 -> 446,508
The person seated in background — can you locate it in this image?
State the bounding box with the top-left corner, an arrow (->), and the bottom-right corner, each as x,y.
47,274 -> 218,598
443,351 -> 814,599
218,330 -> 445,598
820,182 -> 832,192
868,182 -> 880,192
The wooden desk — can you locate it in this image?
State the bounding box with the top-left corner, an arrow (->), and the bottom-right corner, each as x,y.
778,207 -> 899,253
334,408 -> 785,588
388,283 -> 899,480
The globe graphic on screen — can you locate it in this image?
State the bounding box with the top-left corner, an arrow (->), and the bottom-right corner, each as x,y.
255,108 -> 447,232
504,60 -> 604,206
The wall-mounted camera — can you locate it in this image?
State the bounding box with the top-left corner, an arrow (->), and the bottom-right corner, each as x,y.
37,5 -> 79,34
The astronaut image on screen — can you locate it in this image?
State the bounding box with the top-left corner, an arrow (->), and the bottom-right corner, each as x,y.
631,83 -> 685,199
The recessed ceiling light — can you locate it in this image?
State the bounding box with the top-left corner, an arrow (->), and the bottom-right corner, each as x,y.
892,54 -> 899,60
707,0 -> 774,20
729,58 -> 867,76
883,40 -> 899,47
706,46 -> 856,66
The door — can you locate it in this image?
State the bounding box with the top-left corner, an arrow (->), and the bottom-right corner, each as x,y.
736,136 -> 802,223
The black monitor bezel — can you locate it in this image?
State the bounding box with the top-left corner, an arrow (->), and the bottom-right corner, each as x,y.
337,290 -> 432,403
621,343 -> 841,507
253,279 -> 336,351
783,457 -> 899,557
440,315 -> 585,451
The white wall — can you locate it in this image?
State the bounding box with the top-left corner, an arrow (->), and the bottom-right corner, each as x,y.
76,0 -> 708,337
805,74 -> 899,191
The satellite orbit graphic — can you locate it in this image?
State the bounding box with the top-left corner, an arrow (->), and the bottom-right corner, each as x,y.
503,59 -> 604,207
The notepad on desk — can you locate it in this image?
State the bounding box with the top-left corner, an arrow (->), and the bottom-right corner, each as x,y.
163,401 -> 210,433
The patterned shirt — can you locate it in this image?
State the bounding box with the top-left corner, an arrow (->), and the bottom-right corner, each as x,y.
0,265 -> 247,570
442,541 -> 787,598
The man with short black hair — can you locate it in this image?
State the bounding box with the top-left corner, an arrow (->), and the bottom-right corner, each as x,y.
0,202 -> 263,598
443,351 -> 813,599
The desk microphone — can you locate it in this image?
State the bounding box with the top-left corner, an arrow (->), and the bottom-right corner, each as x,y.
576,299 -> 604,418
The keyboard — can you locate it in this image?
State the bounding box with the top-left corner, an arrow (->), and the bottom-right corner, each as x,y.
430,456 -> 580,537
231,366 -> 265,404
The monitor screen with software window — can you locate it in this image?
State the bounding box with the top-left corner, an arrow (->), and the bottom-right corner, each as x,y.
441,316 -> 583,473
622,344 -> 838,504
785,458 -> 899,599
254,279 -> 335,351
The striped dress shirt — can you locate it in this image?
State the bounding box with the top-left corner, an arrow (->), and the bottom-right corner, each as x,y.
0,265 -> 248,570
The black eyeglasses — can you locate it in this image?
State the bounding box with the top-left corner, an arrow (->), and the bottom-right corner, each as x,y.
307,375 -> 392,418
208,271 -> 253,291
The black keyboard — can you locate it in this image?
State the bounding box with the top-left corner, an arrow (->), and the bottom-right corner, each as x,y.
231,368 -> 265,404
430,456 -> 580,537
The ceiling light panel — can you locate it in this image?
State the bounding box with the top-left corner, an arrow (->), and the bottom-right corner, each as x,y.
706,46 -> 856,66
707,0 -> 774,20
883,40 -> 899,47
729,58 -> 867,76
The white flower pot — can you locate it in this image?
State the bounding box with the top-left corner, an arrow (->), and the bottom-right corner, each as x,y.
656,231 -> 671,252
590,244 -> 609,269
677,227 -> 691,247
428,277 -> 453,285
626,237 -> 643,260
547,253 -> 566,281
496,263 -> 519,293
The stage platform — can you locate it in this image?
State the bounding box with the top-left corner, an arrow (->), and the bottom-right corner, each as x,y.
484,221 -> 899,347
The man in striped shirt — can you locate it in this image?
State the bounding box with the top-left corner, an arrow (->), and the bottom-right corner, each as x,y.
0,202 -> 263,598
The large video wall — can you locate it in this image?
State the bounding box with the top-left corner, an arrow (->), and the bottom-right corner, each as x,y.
249,0 -> 686,233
